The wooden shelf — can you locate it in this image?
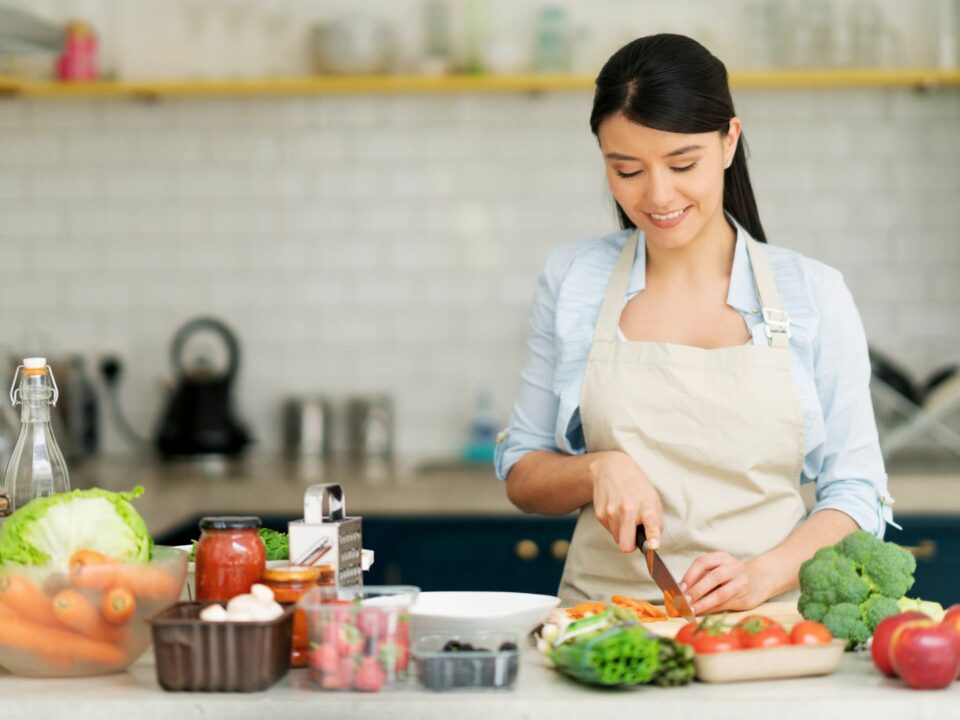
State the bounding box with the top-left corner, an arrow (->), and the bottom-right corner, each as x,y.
1,69 -> 959,100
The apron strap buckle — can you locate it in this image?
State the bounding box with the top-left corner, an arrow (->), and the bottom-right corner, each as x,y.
762,307 -> 791,339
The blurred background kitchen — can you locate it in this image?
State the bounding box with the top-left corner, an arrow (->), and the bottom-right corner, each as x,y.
0,0 -> 958,596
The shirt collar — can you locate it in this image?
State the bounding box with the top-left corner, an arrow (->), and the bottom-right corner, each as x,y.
625,216 -> 760,315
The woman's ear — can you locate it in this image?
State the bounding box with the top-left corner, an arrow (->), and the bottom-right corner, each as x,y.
723,117 -> 743,169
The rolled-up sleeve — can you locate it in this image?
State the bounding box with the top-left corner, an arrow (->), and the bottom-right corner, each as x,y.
494,248 -> 570,481
808,269 -> 896,538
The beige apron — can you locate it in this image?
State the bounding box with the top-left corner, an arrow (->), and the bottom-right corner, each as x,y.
558,230 -> 806,604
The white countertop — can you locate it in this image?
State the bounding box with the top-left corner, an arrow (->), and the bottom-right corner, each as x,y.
70,455 -> 960,538
1,648 -> 957,720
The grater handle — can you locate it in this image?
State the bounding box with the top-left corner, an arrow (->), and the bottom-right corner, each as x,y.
303,483 -> 345,523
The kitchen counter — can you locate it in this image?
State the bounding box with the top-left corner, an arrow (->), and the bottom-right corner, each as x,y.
71,455 -> 960,539
2,648 -> 957,720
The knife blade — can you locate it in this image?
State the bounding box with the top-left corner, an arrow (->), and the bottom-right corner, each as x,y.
636,525 -> 696,621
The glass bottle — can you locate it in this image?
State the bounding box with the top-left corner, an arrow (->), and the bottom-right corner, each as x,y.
2,357 -> 70,513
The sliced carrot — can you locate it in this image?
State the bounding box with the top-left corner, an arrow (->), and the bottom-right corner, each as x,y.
611,595 -> 668,621
0,615 -> 126,666
53,589 -> 128,645
566,601 -> 607,619
101,587 -> 136,625
0,574 -> 61,627
663,590 -> 681,618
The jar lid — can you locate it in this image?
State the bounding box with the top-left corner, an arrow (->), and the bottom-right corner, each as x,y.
199,516 -> 262,530
261,565 -> 321,583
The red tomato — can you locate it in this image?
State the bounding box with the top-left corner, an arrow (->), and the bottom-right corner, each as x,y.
743,625 -> 791,649
790,620 -> 833,645
692,631 -> 742,654
733,615 -> 784,646
675,621 -> 701,646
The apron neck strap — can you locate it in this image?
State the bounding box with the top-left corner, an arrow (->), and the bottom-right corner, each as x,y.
593,230 -> 791,349
593,231 -> 639,343
744,237 -> 790,348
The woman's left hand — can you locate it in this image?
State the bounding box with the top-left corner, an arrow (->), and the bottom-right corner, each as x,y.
679,552 -> 768,615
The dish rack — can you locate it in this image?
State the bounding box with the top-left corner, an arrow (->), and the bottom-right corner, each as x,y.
870,348 -> 960,460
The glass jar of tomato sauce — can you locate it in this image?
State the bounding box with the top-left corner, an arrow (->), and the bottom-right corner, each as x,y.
262,565 -> 333,667
196,516 -> 265,602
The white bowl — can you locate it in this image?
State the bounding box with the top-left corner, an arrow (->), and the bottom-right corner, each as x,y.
409,591 -> 560,639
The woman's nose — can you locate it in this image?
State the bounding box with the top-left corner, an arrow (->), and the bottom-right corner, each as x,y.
643,170 -> 674,209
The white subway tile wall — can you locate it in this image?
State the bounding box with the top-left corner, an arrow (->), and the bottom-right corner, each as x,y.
0,89 -> 958,458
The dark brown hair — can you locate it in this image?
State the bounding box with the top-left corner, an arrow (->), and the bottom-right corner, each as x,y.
590,34 -> 766,242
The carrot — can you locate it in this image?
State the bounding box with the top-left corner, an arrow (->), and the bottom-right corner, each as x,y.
101,587 -> 136,625
69,549 -> 116,571
70,562 -> 120,591
52,589 -> 128,645
0,615 -> 126,666
663,590 -> 681,618
611,595 -> 668,621
72,563 -> 176,601
0,574 -> 61,627
566,601 -> 607,619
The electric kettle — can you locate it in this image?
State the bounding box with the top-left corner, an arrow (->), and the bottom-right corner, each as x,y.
155,317 -> 251,458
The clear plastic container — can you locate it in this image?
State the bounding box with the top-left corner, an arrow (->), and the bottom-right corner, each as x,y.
0,546 -> 187,677
413,632 -> 520,692
300,585 -> 419,692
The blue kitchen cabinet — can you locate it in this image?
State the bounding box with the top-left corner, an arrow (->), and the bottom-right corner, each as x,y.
157,514 -> 577,595
891,515 -> 960,606
360,516 -> 577,593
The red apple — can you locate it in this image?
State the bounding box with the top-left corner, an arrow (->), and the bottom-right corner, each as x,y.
941,604 -> 960,678
890,620 -> 960,689
872,611 -> 928,677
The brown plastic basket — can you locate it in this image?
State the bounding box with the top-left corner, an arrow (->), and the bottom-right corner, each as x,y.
149,602 -> 294,692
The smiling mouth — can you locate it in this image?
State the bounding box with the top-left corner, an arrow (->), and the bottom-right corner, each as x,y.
647,207 -> 690,221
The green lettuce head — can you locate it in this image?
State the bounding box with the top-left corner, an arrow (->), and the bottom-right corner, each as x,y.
0,486 -> 152,568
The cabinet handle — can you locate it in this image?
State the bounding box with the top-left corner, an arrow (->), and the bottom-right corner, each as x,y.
515,539 -> 539,561
903,540 -> 937,562
551,540 -> 570,560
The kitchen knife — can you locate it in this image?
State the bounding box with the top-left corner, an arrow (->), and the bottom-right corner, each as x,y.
636,525 -> 696,621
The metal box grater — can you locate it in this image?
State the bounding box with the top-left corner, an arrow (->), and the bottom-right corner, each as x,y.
287,483 -> 363,587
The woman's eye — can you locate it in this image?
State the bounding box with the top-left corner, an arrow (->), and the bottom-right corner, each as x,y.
672,163 -> 697,172
616,169 -> 642,178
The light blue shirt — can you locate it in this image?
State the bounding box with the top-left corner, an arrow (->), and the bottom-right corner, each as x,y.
495,221 -> 897,538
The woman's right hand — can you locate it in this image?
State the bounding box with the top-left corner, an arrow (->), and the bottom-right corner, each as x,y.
589,451 -> 663,553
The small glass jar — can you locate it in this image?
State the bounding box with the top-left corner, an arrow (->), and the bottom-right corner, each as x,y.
195,516 -> 265,602
261,565 -> 328,667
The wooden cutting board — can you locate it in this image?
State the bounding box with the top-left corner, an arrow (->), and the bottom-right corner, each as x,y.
639,601 -> 803,638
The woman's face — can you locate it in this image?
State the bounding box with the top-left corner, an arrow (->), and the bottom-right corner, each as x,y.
598,113 -> 741,250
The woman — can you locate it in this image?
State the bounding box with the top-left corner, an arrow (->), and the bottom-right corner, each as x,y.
495,34 -> 896,614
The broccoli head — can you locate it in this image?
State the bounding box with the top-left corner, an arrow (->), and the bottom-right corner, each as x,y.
798,547 -> 870,606
797,531 -> 917,648
860,594 -> 901,632
797,594 -> 828,622
821,603 -> 871,650
861,542 -> 916,599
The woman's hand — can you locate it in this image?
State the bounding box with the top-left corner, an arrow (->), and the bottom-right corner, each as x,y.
589,451 -> 663,552
679,553 -> 769,615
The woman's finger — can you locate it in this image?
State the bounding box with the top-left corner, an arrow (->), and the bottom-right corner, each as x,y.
640,508 -> 661,550
680,552 -> 727,592
693,574 -> 748,615
617,504 -> 639,551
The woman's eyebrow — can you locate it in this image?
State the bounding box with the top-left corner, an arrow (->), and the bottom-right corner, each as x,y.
603,144 -> 704,161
